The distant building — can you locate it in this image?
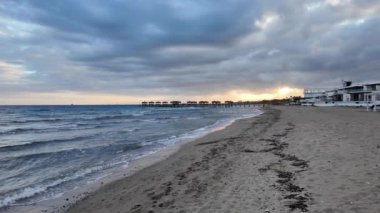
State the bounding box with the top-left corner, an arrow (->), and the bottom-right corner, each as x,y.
303,88 -> 330,98
302,81 -> 380,108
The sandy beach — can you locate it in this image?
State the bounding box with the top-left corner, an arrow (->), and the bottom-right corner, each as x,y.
67,106 -> 380,213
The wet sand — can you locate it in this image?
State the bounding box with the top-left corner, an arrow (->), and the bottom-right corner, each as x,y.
67,106 -> 380,213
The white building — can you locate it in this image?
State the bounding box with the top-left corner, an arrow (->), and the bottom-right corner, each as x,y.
302,88 -> 331,104
304,88 -> 330,98
303,81 -> 380,109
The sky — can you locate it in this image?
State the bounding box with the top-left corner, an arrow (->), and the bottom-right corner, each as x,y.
0,0 -> 379,104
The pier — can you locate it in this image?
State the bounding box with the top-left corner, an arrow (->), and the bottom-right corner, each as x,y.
140,100 -> 284,108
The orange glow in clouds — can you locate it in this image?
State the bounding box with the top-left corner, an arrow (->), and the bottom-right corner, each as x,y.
234,87 -> 303,101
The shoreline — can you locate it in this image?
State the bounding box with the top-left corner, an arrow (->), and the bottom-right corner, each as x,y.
66,108 -> 277,213
2,109 -> 262,213
67,106 -> 380,213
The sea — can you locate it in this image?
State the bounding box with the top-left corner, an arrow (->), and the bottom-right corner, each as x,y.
0,105 -> 261,209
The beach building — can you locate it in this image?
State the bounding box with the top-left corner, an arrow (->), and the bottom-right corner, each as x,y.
303,81 -> 380,110
303,88 -> 331,105
304,88 -> 329,98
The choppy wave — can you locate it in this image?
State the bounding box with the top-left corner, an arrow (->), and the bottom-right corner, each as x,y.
0,143 -> 147,208
1,149 -> 83,163
4,113 -> 143,126
0,105 -> 262,209
91,114 -> 134,121
0,164 -> 107,208
0,128 -> 41,135
0,135 -> 92,152
0,143 -> 143,172
10,118 -> 63,124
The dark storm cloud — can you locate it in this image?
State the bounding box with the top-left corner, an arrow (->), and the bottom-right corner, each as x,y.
0,0 -> 380,98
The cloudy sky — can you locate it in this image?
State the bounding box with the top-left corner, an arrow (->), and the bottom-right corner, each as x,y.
0,0 -> 379,104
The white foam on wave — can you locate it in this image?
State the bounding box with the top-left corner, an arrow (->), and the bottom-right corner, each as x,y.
137,108 -> 263,152
0,107 -> 263,210
155,108 -> 262,147
132,111 -> 147,116
0,160 -> 130,208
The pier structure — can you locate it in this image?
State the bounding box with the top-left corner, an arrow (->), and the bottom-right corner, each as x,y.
224,101 -> 234,107
141,100 -> 264,108
199,101 -> 209,107
211,101 -> 221,107
170,101 -> 182,107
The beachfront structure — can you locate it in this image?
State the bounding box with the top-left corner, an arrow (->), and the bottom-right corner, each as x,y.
225,101 -> 234,107
303,81 -> 380,109
304,88 -> 330,99
170,101 -> 181,107
186,101 -> 198,106
199,101 -> 209,106
303,88 -> 331,105
211,101 -> 222,106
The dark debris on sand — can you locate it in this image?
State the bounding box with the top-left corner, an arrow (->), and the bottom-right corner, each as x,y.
257,122 -> 312,212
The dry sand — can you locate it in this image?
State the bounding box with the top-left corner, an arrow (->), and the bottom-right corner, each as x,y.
67,106 -> 380,213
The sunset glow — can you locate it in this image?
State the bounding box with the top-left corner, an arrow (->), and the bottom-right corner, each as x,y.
1,88 -> 304,105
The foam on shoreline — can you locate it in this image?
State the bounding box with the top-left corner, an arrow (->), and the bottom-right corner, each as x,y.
2,109 -> 262,213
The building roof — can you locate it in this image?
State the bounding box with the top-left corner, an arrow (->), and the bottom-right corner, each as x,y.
362,81 -> 380,86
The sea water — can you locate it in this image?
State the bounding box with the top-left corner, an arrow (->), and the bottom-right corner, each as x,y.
0,105 -> 261,208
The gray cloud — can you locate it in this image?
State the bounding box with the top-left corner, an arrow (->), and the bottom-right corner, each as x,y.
0,0 -> 380,99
